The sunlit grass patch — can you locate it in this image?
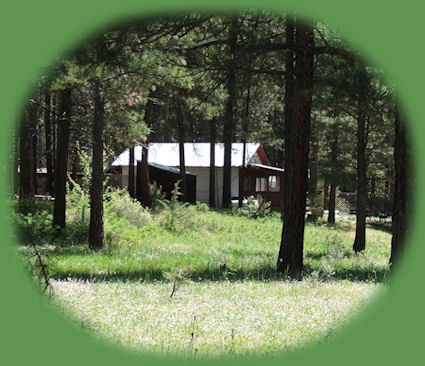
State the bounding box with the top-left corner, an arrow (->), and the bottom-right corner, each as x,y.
18,205 -> 391,357
52,279 -> 382,358
39,210 -> 391,282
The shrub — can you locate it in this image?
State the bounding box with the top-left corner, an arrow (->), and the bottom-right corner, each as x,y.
105,188 -> 152,228
238,195 -> 271,219
194,201 -> 209,212
13,198 -> 53,215
66,176 -> 90,222
150,181 -> 166,209
157,181 -> 194,232
60,220 -> 90,245
12,209 -> 56,245
164,266 -> 192,298
66,141 -> 111,222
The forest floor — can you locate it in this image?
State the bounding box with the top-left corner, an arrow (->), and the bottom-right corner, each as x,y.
15,198 -> 392,357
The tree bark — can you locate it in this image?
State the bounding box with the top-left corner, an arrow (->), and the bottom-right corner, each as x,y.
13,129 -> 19,196
282,15 -> 295,216
44,91 -> 53,195
209,118 -> 216,207
89,81 -> 105,250
239,84 -> 250,208
52,93 -> 57,187
139,96 -> 154,207
19,103 -> 35,201
324,181 -> 329,210
328,130 -> 338,224
222,76 -> 235,208
353,66 -> 368,253
139,145 -> 152,207
128,146 -> 135,197
177,101 -> 187,202
53,87 -> 72,229
328,185 -> 336,224
222,18 -> 238,209
277,19 -> 314,275
136,160 -> 142,200
390,105 -> 410,266
32,113 -> 38,195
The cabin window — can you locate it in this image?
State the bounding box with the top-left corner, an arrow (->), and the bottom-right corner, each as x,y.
256,177 -> 268,191
245,174 -> 281,193
268,176 -> 280,192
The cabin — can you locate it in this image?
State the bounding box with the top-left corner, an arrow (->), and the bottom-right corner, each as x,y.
239,164 -> 284,210
27,168 -> 84,196
109,161 -> 197,204
111,142 -> 284,209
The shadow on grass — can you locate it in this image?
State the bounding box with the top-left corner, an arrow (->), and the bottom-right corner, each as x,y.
19,244 -> 118,257
367,222 -> 392,234
303,264 -> 390,283
50,263 -> 390,284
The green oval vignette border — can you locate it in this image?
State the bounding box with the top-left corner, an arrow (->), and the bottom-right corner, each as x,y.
0,1 -> 424,365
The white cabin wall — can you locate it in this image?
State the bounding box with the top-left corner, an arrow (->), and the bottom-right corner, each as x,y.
185,167 -> 239,206
115,164 -> 239,207
231,167 -> 240,199
185,167 -> 209,204
119,165 -> 136,191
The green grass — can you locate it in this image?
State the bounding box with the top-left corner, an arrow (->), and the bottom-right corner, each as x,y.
52,279 -> 383,358
21,208 -> 391,283
15,199 -> 392,357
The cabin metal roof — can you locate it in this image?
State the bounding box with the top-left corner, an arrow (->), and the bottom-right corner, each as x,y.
112,143 -> 261,168
149,162 -> 196,176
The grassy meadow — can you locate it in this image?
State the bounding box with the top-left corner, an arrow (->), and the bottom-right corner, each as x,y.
53,280 -> 381,358
13,190 -> 392,357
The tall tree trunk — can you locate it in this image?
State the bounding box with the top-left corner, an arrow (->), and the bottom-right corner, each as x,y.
177,101 -> 187,202
274,107 -> 284,168
222,77 -> 235,208
139,96 -> 154,207
324,181 -> 329,210
89,81 -> 105,250
209,118 -> 216,207
328,185 -> 336,224
32,113 -> 38,195
222,18 -> 238,209
53,87 -> 72,229
13,130 -> 19,196
390,105 -> 410,266
282,15 -> 295,217
208,118 -> 217,207
19,103 -> 35,201
44,91 -> 53,195
239,84 -> 250,208
277,19 -> 314,275
328,130 -> 338,224
353,66 -> 368,253
140,144 -> 152,207
128,146 -> 135,197
136,160 -> 142,200
52,93 -> 57,189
